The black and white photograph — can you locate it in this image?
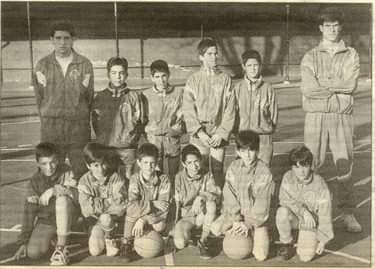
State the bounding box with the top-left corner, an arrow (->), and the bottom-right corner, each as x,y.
0,1 -> 372,267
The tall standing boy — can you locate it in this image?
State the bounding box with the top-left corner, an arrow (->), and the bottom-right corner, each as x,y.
300,7 -> 361,232
182,38 -> 235,189
33,22 -> 94,180
234,49 -> 278,166
143,59 -> 184,182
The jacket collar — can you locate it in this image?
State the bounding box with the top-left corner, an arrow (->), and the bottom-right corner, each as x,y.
152,84 -> 174,97
139,171 -> 160,187
318,39 -> 348,54
108,83 -> 129,97
46,49 -> 84,65
244,75 -> 263,91
200,66 -> 221,76
292,170 -> 314,186
183,168 -> 202,182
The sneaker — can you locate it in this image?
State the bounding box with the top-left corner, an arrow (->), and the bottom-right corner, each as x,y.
277,243 -> 294,261
105,238 -> 119,257
342,214 -> 362,233
197,240 -> 212,260
119,240 -> 133,262
50,245 -> 69,266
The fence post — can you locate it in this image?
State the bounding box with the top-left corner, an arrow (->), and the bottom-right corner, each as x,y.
27,1 -> 34,88
114,1 -> 119,57
283,3 -> 290,84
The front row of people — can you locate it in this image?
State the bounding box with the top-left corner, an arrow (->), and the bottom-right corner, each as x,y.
14,130 -> 333,265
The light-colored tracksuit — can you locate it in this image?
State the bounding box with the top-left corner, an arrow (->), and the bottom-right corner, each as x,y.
300,40 -> 360,212
143,85 -> 184,180
33,50 -> 94,179
234,76 -> 278,165
276,170 -> 334,258
211,158 -> 274,261
182,67 -> 236,189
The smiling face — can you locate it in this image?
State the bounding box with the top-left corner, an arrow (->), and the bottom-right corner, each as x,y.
243,58 -> 261,79
292,162 -> 313,184
182,154 -> 201,178
51,30 -> 74,57
199,46 -> 218,69
109,65 -> 127,87
319,20 -> 342,43
37,155 -> 59,177
151,71 -> 169,90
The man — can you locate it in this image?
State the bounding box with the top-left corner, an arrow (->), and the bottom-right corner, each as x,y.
300,7 -> 361,232
33,22 -> 94,180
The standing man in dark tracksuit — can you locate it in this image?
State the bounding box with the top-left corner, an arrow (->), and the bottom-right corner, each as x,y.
33,22 -> 94,180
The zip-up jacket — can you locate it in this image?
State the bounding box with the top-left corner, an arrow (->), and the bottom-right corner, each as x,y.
234,76 -> 278,134
279,170 -> 334,244
33,50 -> 94,119
222,158 -> 274,228
182,68 -> 235,141
300,40 -> 359,114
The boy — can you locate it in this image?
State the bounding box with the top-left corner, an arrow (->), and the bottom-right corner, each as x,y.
33,22 -> 94,180
120,143 -> 171,261
182,38 -> 235,189
234,49 -> 278,166
211,130 -> 274,261
14,142 -> 80,266
143,59 -> 184,183
174,144 -> 221,259
78,142 -> 128,257
276,145 -> 334,261
300,7 -> 361,232
93,57 -> 145,180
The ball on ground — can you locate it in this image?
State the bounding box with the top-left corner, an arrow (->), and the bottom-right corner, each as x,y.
134,230 -> 164,258
223,233 -> 253,260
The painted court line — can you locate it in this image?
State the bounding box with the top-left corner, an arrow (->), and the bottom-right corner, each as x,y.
324,249 -> 370,264
354,177 -> 371,186
1,120 -> 40,126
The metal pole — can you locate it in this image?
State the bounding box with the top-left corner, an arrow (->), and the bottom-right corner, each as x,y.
114,1 -> 119,57
200,23 -> 204,40
367,6 -> 372,82
283,3 -> 290,84
27,1 -> 34,85
140,38 -> 144,79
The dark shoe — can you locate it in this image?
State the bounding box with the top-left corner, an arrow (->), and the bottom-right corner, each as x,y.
277,243 -> 294,260
119,240 -> 133,262
198,240 -> 212,260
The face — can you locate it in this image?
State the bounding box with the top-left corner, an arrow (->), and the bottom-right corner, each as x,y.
137,156 -> 157,178
51,30 -> 74,57
151,71 -> 169,90
109,65 -> 127,87
87,161 -> 107,180
243,58 -> 260,79
37,156 -> 58,177
292,162 -> 312,184
182,154 -> 201,177
236,147 -> 257,167
199,46 -> 218,69
319,21 -> 342,43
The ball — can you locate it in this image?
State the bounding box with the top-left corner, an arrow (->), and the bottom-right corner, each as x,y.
223,233 -> 253,260
134,230 -> 164,258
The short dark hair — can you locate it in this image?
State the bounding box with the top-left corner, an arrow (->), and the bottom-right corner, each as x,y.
241,49 -> 262,65
319,7 -> 344,25
289,145 -> 313,167
235,130 -> 260,151
150,60 -> 170,76
35,142 -> 60,161
137,143 -> 159,160
197,38 -> 217,56
181,144 -> 201,163
83,142 -> 108,165
106,57 -> 128,73
50,22 -> 75,37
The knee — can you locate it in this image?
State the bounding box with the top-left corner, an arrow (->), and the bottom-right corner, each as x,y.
89,243 -> 104,256
174,237 -> 187,250
205,201 -> 216,215
55,195 -> 73,208
98,213 -> 114,229
276,207 -> 290,223
153,222 -> 166,233
298,251 -> 315,262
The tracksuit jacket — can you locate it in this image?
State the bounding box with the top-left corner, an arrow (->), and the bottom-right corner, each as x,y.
174,169 -> 221,218
222,159 -> 274,228
300,40 -> 360,114
279,170 -> 334,244
182,67 -> 235,141
78,171 -> 128,218
143,85 -> 185,156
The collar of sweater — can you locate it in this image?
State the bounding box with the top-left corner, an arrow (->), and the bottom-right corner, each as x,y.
108,83 -> 128,97
152,84 -> 173,96
183,168 -> 203,182
244,75 -> 263,91
318,39 -> 348,54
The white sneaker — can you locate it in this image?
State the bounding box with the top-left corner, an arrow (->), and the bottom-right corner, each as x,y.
105,238 -> 119,257
50,246 -> 69,266
342,214 -> 362,233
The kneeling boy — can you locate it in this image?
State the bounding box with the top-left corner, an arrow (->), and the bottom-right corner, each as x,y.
174,144 -> 221,259
14,142 -> 80,266
211,130 -> 274,261
78,143 -> 128,257
120,143 -> 171,260
276,145 -> 334,261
